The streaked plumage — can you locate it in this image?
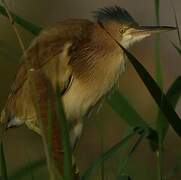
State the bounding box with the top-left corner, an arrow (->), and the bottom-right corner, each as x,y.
0,6 -> 175,176
1,17 -> 126,137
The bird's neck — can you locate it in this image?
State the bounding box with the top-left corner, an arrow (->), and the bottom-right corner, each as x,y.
91,23 -> 121,52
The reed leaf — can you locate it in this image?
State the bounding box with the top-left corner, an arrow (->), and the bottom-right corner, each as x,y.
56,85 -> 73,180
116,129 -> 147,178
154,0 -> 161,86
120,45 -> 181,137
154,1 -> 165,180
171,42 -> 181,56
108,91 -> 158,150
170,1 -> 181,56
154,0 -> 160,25
157,76 -> 181,143
108,91 -> 148,127
0,4 -> 41,35
81,127 -> 145,180
170,0 -> 181,46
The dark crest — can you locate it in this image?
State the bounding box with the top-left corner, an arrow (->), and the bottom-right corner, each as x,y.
94,6 -> 138,26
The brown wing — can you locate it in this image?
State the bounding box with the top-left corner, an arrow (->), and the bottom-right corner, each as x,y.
10,19 -> 93,99
0,19 -> 94,178
1,19 -> 94,125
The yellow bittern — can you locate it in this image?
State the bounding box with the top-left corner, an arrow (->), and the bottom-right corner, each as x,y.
0,5 -> 175,174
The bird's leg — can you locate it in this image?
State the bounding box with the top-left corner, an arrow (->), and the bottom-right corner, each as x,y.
25,121 -> 42,135
72,155 -> 80,180
68,119 -> 84,179
69,119 -> 84,152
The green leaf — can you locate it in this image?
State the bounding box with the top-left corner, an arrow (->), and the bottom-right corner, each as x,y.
154,0 -> 163,88
56,86 -> 73,180
154,2 -> 164,179
108,91 -> 148,127
0,4 -> 41,35
154,0 -> 160,25
117,129 -> 147,177
157,76 -> 181,143
155,35 -> 163,88
0,142 -> 8,180
170,0 -> 181,46
81,127 -> 145,180
170,1 -> 181,58
8,159 -> 46,180
166,76 -> 181,106
171,42 -> 181,56
107,91 -> 158,151
117,44 -> 181,137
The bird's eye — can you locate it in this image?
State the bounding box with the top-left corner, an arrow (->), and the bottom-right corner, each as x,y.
119,27 -> 126,34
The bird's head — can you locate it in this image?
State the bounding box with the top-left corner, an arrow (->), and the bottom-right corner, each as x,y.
95,6 -> 176,48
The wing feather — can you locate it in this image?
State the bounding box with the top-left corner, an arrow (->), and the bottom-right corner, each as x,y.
2,19 -> 93,125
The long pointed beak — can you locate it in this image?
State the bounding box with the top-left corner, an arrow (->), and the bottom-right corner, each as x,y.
132,26 -> 176,36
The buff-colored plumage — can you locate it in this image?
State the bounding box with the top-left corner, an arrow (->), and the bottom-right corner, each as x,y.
1,18 -> 125,141
0,18 -> 126,177
0,6 -> 175,178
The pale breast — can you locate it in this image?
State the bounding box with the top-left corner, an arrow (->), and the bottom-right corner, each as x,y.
62,49 -> 126,121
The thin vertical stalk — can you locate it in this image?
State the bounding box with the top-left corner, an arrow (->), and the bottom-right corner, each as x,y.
1,0 -> 26,54
154,0 -> 163,87
96,119 -> 105,180
100,133 -> 105,180
0,141 -> 8,180
56,86 -> 73,180
154,0 -> 163,180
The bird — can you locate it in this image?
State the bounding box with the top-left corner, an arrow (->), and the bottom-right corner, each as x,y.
0,5 -> 175,177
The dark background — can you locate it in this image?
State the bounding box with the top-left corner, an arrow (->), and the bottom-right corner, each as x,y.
0,0 -> 180,179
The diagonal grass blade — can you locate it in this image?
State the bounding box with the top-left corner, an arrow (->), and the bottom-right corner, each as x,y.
108,91 -> 148,127
121,45 -> 181,137
0,4 -> 41,35
107,91 -> 158,151
170,1 -> 181,56
81,127 -> 145,180
157,76 -> 181,143
170,0 -> 181,46
171,42 -> 181,56
117,130 -> 148,177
